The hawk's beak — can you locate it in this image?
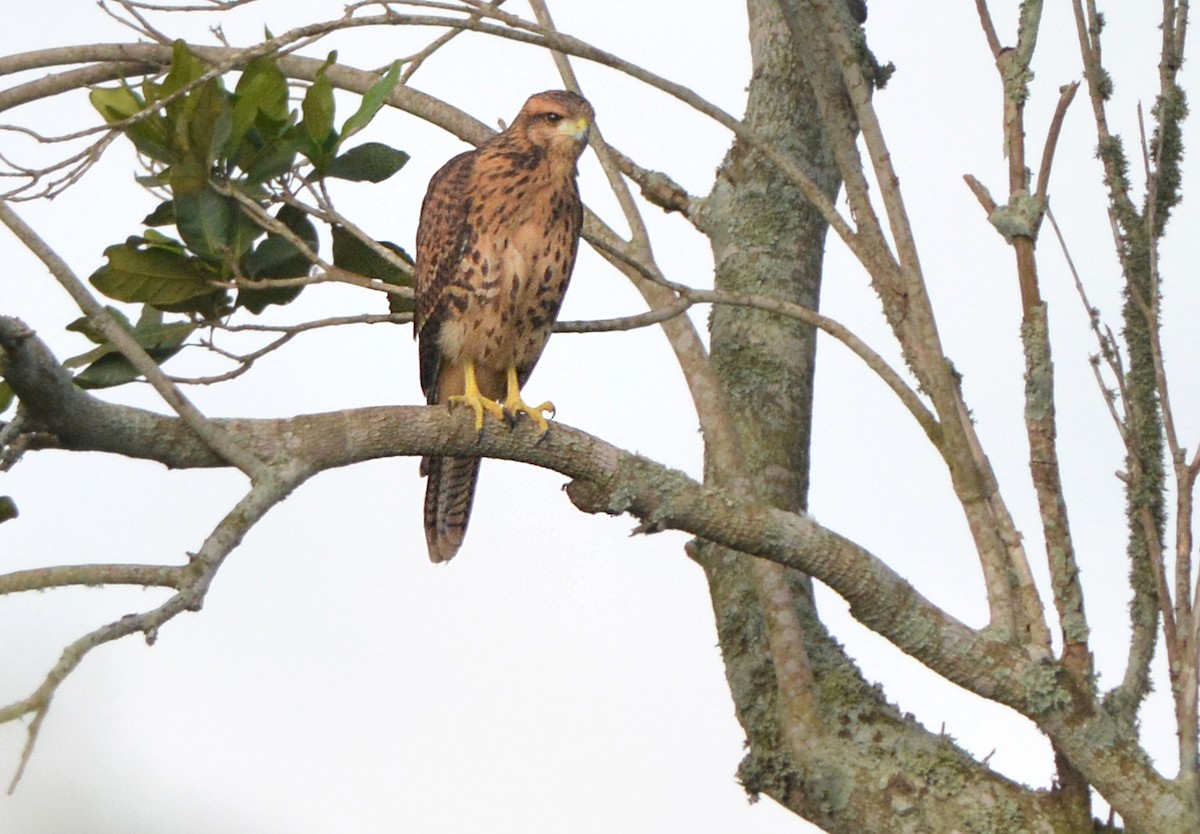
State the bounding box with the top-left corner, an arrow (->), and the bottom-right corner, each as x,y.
561,117 -> 591,144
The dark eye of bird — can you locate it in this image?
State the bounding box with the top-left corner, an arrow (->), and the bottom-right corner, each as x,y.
544,113 -> 563,124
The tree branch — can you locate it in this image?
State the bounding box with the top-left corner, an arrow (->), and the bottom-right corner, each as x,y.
0,564 -> 184,595
789,0 -> 1048,647
0,315 -> 1173,825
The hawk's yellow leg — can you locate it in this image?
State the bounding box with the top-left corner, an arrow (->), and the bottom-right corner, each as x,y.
449,360 -> 505,431
503,366 -> 554,436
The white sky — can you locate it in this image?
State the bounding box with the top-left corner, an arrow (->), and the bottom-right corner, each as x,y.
0,2 -> 1195,832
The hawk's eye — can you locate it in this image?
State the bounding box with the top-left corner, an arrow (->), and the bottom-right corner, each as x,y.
544,113 -> 563,124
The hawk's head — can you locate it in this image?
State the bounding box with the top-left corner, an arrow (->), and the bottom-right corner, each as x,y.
512,90 -> 594,162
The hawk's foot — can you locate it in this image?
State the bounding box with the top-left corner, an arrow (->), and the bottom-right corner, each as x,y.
503,395 -> 555,436
449,361 -> 506,431
503,367 -> 554,436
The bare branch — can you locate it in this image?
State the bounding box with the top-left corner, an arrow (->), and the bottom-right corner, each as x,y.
604,144 -> 702,221
792,0 -> 1048,647
112,0 -> 262,10
100,0 -> 174,44
970,3 -> 1091,697
581,235 -> 940,442
173,333 -> 296,385
0,201 -> 268,479
1035,81 -> 1081,206
963,173 -> 998,215
1045,207 -> 1127,435
0,564 -> 184,595
398,0 -> 509,83
555,300 -> 692,334
0,468 -> 306,791
973,0 -> 1003,59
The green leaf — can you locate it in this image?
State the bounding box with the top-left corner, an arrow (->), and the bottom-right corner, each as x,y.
242,235 -> 306,279
181,78 -> 232,165
237,205 -> 317,313
163,76 -> 231,196
325,142 -> 410,183
143,200 -> 176,227
301,56 -> 336,148
139,228 -> 187,250
64,305 -> 197,382
174,187 -> 262,263
340,60 -> 400,143
241,131 -> 303,184
174,187 -> 232,258
135,172 -> 171,189
66,306 -> 134,346
158,40 -> 207,110
75,351 -> 165,390
276,203 -> 319,249
0,380 -> 14,415
154,291 -> 231,319
237,254 -> 303,314
0,496 -> 17,525
90,84 -> 143,122
169,147 -> 208,196
132,320 -> 197,354
387,291 -> 415,316
332,225 -> 411,281
90,85 -> 173,162
230,56 -> 290,155
245,205 -> 318,275
331,225 -> 413,313
90,241 -> 218,306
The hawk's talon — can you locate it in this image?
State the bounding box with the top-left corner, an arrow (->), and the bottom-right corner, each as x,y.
449,392 -> 505,432
503,397 -> 555,437
502,367 -> 554,436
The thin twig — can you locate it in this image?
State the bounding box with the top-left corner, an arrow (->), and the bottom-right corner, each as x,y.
115,0 -> 260,10
216,313 -> 408,334
555,300 -> 691,334
1035,82 -> 1081,205
173,333 -> 296,385
963,173 -> 998,214
1,471 -> 306,791
974,0 -> 1003,59
584,235 -> 940,443
101,0 -> 174,44
398,0 -> 508,83
1045,207 -> 1126,435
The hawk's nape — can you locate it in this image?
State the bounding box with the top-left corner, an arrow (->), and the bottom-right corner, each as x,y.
412,90 -> 593,562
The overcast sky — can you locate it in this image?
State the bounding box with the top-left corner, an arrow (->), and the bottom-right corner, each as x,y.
0,2 -> 1196,832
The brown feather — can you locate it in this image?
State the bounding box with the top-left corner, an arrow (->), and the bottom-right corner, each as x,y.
414,90 -> 593,562
423,455 -> 481,563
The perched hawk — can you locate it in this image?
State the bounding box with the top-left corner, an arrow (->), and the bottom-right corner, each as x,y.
414,90 -> 594,562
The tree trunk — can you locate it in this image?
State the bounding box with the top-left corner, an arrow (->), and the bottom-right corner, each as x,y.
693,2 -> 1095,831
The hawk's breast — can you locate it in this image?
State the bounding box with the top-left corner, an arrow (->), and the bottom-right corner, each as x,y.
436,180 -> 578,380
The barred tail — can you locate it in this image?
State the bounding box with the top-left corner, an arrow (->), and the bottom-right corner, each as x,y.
422,455 -> 481,562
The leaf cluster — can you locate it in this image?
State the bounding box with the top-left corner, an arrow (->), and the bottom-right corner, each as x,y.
79,41 -> 413,387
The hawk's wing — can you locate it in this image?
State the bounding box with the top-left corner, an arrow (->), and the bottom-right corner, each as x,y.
414,149 -> 476,403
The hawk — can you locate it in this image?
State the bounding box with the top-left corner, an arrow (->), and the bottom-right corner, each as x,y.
414,90 -> 594,562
